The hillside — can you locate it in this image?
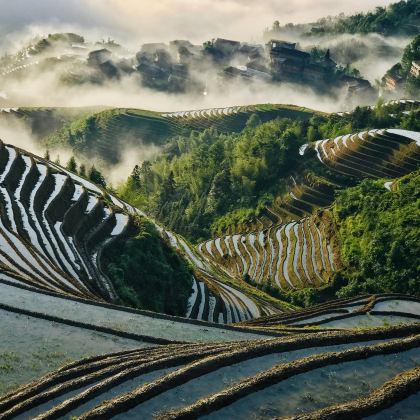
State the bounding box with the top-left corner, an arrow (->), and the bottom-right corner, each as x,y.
1,1 -> 420,418
118,100 -> 419,242
382,35 -> 420,98
0,102 -> 419,419
40,104 -> 321,164
0,138 -> 289,324
265,0 -> 420,37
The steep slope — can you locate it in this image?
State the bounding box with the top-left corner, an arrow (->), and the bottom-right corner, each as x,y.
197,128 -> 419,297
0,139 -> 285,323
312,128 -> 419,179
0,279 -> 279,395
199,213 -> 339,293
162,104 -> 322,133
0,107 -> 101,140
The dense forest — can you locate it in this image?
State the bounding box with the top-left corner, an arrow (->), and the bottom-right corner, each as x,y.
118,103 -> 419,243
333,169 -> 420,298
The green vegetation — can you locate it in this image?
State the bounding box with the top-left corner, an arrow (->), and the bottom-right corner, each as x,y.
332,169 -> 420,298
267,0 -> 420,37
280,170 -> 419,307
102,217 -> 193,316
312,0 -> 420,36
1,107 -> 98,140
118,102 -> 417,243
41,105 -> 320,165
43,108 -> 177,164
384,35 -> 420,96
119,118 -> 304,242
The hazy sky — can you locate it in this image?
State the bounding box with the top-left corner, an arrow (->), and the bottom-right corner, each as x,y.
0,0 -> 396,48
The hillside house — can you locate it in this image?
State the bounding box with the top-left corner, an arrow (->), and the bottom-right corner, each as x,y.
223,65 -> 271,82
384,73 -> 403,91
410,61 -> 420,78
267,39 -> 310,80
169,40 -> 193,56
239,43 -> 264,60
303,63 -> 326,83
88,49 -> 112,66
141,43 -> 168,55
213,38 -> 241,56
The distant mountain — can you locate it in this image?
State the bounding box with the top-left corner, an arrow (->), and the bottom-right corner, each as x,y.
265,0 -> 420,37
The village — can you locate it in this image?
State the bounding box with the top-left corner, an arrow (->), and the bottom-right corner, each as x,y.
85,36 -> 376,99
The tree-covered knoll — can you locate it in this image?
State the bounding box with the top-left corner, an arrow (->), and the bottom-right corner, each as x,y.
118,102 -> 419,243
102,217 -> 193,316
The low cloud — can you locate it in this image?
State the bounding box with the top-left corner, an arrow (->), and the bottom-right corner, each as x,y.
0,114 -> 46,156
107,142 -> 162,186
0,0 -> 396,49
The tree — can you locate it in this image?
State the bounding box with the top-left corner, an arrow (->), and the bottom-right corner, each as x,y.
88,165 -> 106,188
66,156 -> 77,173
325,49 -> 331,60
79,164 -> 86,177
401,35 -> 420,73
140,161 -> 153,194
206,169 -> 231,215
245,114 -> 262,131
161,171 -> 176,200
307,126 -> 318,142
128,165 -> 142,190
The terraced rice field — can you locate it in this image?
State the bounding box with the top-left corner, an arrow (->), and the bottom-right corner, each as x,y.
334,99 -> 420,117
2,324 -> 420,419
162,104 -> 320,134
163,232 -> 280,323
312,128 -> 420,179
0,308 -> 146,396
0,140 -> 279,324
0,139 -> 133,301
0,281 -> 275,344
209,126 -> 419,236
198,217 -> 337,291
0,280 -> 278,398
240,294 -> 420,329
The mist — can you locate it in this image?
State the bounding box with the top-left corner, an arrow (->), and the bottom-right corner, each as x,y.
107,142 -> 162,186
0,0 -> 407,114
0,0 -> 410,186
0,114 -> 47,156
0,111 -> 162,186
0,65 -> 353,113
0,0 -> 395,48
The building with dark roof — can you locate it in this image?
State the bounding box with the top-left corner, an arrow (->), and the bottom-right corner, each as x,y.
88,49 -> 112,66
